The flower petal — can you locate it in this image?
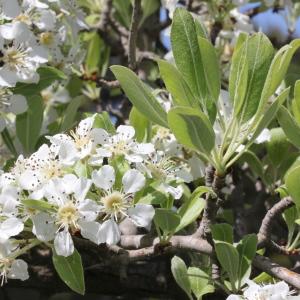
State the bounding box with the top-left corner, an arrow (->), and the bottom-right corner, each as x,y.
92,165 -> 115,190
128,204 -> 155,227
122,169 -> 145,194
54,230 -> 74,257
97,219 -> 120,245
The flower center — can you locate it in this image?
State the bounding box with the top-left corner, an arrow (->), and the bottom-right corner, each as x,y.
110,140 -> 128,156
40,32 -> 54,46
15,14 -> 31,25
41,161 -> 62,180
57,202 -> 78,229
2,47 -> 28,71
102,192 -> 130,220
70,130 -> 91,150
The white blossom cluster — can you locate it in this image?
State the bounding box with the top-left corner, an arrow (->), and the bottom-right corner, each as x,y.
0,0 -> 87,130
0,114 -> 199,285
227,280 -> 300,300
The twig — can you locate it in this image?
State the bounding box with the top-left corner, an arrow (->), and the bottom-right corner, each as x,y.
253,255 -> 300,289
257,197 -> 293,248
128,0 -> 142,70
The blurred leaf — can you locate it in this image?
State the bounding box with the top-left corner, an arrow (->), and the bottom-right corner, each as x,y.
16,95 -> 43,153
13,66 -> 67,96
129,107 -> 150,142
266,128 -> 290,167
277,106 -> 300,149
60,96 -> 83,132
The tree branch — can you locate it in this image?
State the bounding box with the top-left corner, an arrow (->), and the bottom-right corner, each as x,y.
257,197 -> 294,248
128,0 -> 142,70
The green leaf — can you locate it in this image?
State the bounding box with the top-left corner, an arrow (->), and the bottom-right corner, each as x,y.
52,248 -> 85,295
286,164 -> 300,206
1,128 -> 17,156
277,106 -> 300,149
171,8 -> 204,103
283,206 -> 300,247
229,39 -> 249,116
171,256 -> 192,300
141,0 -> 160,25
158,59 -> 196,107
211,223 -> 234,244
111,65 -> 168,127
250,87 -> 290,143
240,151 -> 264,179
198,37 -> 220,103
214,241 -> 240,291
22,199 -> 56,212
13,66 -> 67,96
292,80 -> 300,125
60,96 -> 83,132
16,95 -> 43,153
176,195 -> 205,233
168,107 -> 215,154
93,112 -> 116,134
129,107 -> 150,142
154,208 -> 181,233
266,128 -> 290,167
257,39 -> 300,115
188,267 -> 214,300
86,32 -> 102,74
236,234 -> 257,287
234,34 -> 274,122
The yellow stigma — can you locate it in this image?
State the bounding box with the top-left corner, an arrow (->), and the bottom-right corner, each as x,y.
3,49 -> 27,70
15,14 -> 31,25
110,140 -> 128,156
70,130 -> 91,150
57,201 -> 78,229
102,192 -> 123,212
40,32 -> 54,46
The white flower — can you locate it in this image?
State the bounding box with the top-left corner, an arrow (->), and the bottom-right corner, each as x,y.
90,125 -> 154,165
137,151 -> 192,199
0,218 -> 24,243
0,240 -> 29,285
48,116 -> 103,165
227,280 -> 300,300
31,176 -> 101,257
0,22 -> 48,87
91,165 -> 154,244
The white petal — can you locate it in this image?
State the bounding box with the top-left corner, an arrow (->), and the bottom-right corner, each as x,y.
122,169 -> 145,194
18,170 -> 40,190
132,143 -> 155,155
226,296 -> 242,300
116,125 -> 135,140
0,218 -> 23,241
9,94 -> 28,114
8,259 -> 29,281
72,177 -> 91,202
128,204 -> 155,227
91,128 -> 109,144
164,184 -> 183,199
1,0 -> 21,19
54,230 -> 74,257
77,199 -> 99,222
77,116 -> 94,137
97,219 -> 120,245
79,220 -> 101,244
92,165 -> 115,190
32,213 -> 57,242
